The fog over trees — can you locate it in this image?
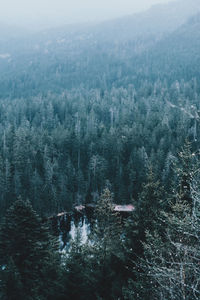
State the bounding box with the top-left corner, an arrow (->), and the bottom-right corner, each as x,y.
0,0 -> 176,29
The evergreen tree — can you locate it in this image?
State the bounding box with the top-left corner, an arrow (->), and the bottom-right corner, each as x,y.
89,188 -> 125,300
138,145 -> 200,299
137,166 -> 164,244
122,167 -> 164,299
0,200 -> 63,300
142,197 -> 200,299
176,140 -> 195,210
64,228 -> 95,300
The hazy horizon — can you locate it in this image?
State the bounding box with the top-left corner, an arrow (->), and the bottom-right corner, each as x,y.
0,0 -> 177,30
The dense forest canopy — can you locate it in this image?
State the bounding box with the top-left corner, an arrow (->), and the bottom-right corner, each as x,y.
0,0 -> 200,215
0,0 -> 200,298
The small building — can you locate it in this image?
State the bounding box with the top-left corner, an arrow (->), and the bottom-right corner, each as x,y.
113,205 -> 135,212
74,203 -> 135,214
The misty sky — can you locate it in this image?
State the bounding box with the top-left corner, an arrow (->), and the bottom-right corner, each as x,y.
1,0 -> 176,29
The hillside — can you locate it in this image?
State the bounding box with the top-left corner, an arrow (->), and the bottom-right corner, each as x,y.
0,0 -> 200,99
140,13 -> 200,81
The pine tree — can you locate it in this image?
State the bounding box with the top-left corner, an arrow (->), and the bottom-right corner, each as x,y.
142,198 -> 200,300
137,166 -> 164,244
64,228 -> 95,300
176,139 -> 195,210
0,200 -> 63,300
89,188 -> 125,300
139,143 -> 200,299
122,167 -> 164,299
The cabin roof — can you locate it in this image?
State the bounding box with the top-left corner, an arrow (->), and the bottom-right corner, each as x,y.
74,203 -> 135,213
114,205 -> 135,212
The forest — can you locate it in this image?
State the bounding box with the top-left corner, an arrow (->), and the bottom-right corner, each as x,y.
0,0 -> 200,299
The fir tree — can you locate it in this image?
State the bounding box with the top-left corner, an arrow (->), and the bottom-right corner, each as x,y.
175,139 -> 196,210
137,166 -> 164,245
64,228 -> 95,300
139,144 -> 200,299
0,200 -> 63,300
90,188 -> 125,300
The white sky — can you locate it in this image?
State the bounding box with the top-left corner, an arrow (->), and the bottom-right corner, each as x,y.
0,0 -> 176,29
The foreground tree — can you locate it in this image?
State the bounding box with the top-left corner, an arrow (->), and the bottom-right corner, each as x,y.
0,200 -> 63,300
143,196 -> 200,299
64,228 -> 95,300
122,167 -> 164,299
139,142 -> 200,299
89,188 -> 125,300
